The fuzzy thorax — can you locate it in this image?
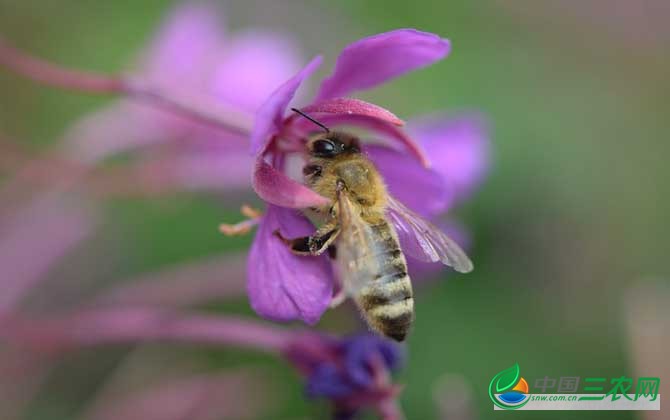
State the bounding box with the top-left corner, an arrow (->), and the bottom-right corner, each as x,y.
308,153 -> 389,221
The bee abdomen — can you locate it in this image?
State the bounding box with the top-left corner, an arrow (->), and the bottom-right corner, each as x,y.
358,270 -> 411,308
361,276 -> 414,341
358,222 -> 414,341
368,297 -> 414,341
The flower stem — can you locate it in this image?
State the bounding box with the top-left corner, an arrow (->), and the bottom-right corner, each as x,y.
0,137 -> 257,199
0,36 -> 253,136
2,308 -> 293,354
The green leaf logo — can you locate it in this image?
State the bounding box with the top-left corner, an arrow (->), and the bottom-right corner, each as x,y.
488,363 -> 529,410
494,363 -> 520,393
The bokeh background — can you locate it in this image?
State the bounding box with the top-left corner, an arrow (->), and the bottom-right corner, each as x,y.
1,0 -> 668,419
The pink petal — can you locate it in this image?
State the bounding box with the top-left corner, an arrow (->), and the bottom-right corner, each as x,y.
247,205 -> 333,325
140,2 -> 226,88
409,114 -> 490,201
365,145 -> 451,216
250,56 -> 322,156
315,29 -> 451,101
294,113 -> 429,167
211,31 -> 304,112
63,3 -> 241,164
169,151 -> 254,192
252,159 -> 330,209
300,98 -> 404,126
61,102 -> 178,163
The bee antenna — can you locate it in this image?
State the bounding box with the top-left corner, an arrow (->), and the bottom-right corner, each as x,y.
290,108 -> 330,133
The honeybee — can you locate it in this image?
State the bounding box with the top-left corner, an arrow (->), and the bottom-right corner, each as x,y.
277,109 -> 473,341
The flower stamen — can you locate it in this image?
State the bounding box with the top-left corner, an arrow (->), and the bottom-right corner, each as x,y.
219,205 -> 263,236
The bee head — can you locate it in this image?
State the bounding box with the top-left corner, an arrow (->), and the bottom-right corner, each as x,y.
308,133 -> 361,158
289,108 -> 361,159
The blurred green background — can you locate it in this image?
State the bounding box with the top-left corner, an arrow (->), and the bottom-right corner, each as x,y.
1,0 -> 668,419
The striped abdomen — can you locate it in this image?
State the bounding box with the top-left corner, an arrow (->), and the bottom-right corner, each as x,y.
355,219 -> 414,341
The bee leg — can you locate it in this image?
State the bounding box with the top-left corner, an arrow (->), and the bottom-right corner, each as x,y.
274,228 -> 339,256
308,226 -> 340,255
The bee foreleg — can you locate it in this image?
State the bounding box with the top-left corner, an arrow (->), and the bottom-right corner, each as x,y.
274,227 -> 340,256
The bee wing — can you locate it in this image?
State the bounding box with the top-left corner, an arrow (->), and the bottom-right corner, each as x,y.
334,191 -> 383,296
386,196 -> 473,273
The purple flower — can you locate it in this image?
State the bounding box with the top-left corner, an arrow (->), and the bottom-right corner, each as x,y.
0,8 -> 490,420
286,333 -> 404,419
408,114 -> 490,205
247,205 -> 334,324
2,1 -> 489,337
245,29 -> 489,324
62,2 -> 303,193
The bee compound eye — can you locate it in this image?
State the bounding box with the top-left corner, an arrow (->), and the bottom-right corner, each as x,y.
312,139 -> 337,156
